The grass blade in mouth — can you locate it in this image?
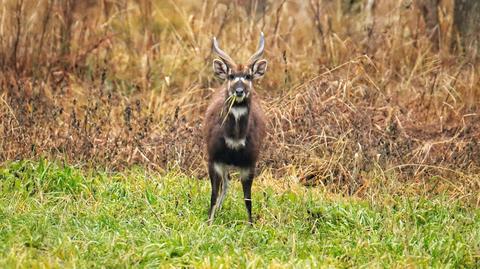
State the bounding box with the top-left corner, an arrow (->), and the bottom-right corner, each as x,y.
221,95 -> 236,126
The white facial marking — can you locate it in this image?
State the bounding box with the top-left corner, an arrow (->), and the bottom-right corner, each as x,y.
230,106 -> 248,120
232,77 -> 247,83
224,137 -> 246,150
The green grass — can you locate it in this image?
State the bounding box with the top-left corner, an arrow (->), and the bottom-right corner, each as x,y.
0,160 -> 479,268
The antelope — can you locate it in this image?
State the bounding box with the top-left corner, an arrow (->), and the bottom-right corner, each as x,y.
204,33 -> 267,224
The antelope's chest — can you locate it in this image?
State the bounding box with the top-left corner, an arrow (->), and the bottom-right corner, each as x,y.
224,106 -> 249,139
215,139 -> 254,167
214,105 -> 254,166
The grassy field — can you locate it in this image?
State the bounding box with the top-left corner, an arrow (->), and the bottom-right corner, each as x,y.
1,0 -> 479,267
1,160 -> 479,268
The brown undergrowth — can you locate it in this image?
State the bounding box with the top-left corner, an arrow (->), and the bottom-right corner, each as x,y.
0,0 -> 479,202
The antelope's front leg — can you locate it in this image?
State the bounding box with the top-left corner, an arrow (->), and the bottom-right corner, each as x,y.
207,162 -> 220,225
240,167 -> 254,224
217,173 -> 230,210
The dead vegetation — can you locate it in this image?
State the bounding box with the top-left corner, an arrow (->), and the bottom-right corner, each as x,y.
0,0 -> 479,202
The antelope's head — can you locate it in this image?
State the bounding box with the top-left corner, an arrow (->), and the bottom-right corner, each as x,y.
212,33 -> 268,103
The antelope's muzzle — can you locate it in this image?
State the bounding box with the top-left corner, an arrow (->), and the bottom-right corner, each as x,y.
235,88 -> 245,97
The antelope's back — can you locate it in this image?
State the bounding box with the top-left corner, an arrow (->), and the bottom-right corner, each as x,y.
203,88 -> 225,145
248,95 -> 267,152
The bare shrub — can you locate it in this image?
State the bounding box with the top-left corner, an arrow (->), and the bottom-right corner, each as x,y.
0,0 -> 478,201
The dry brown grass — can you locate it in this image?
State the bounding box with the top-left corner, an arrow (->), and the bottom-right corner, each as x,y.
0,0 -> 479,202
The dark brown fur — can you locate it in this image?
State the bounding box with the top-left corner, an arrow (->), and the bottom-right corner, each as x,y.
204,89 -> 266,167
203,81 -> 266,224
205,32 -> 268,224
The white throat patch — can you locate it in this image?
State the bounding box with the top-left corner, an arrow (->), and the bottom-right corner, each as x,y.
230,106 -> 248,120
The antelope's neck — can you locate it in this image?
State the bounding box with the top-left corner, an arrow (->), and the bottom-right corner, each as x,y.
223,102 -> 250,140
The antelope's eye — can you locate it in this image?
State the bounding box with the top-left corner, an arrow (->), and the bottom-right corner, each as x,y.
228,74 -> 235,80
245,74 -> 253,80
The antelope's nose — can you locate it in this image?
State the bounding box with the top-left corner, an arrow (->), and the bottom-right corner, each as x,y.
235,88 -> 244,97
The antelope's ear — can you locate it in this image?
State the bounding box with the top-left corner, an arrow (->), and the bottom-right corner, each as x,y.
251,59 -> 267,79
213,59 -> 229,79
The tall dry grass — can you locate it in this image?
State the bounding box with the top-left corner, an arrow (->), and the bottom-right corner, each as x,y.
0,0 -> 479,202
